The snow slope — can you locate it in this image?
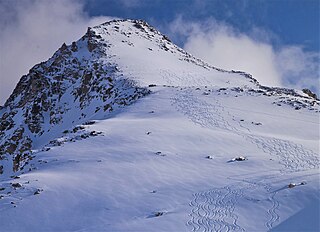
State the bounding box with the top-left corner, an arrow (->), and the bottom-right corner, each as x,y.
0,19 -> 319,232
0,19 -> 258,178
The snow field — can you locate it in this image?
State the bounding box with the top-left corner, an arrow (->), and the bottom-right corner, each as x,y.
1,86 -> 318,231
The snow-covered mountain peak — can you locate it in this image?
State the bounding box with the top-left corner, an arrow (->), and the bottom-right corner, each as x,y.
0,19 -> 319,232
87,19 -> 260,88
1,19 -> 318,177
1,18 -> 319,176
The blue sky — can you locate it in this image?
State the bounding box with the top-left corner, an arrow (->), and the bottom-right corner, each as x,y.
0,0 -> 319,104
85,0 -> 319,52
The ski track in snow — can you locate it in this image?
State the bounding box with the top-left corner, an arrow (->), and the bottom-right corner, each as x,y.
187,186 -> 245,232
186,181 -> 281,232
265,188 -> 280,230
247,135 -> 319,173
172,88 -> 319,174
171,90 -> 236,132
172,88 -> 318,231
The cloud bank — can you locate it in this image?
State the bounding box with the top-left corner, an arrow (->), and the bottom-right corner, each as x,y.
0,0 -> 113,105
169,17 -> 319,93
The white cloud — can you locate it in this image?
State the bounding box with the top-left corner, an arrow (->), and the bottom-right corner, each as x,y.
275,46 -> 319,92
0,0 -> 114,105
169,16 -> 319,93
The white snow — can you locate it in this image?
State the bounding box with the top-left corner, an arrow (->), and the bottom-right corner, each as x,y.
0,20 -> 319,232
1,86 -> 319,231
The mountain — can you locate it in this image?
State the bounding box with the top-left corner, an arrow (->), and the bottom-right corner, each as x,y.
0,19 -> 319,231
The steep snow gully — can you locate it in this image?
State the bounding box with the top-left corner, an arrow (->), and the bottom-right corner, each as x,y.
0,19 -> 319,231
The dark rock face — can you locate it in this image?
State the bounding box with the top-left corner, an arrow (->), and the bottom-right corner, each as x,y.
302,88 -> 318,100
0,20 -> 151,177
0,126 -> 33,172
